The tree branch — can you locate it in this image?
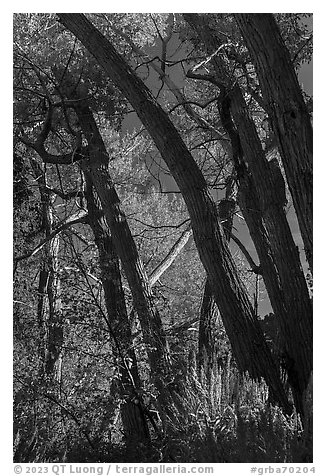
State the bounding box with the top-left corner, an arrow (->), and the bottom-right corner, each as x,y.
108,21 -> 226,142
14,211 -> 89,264
168,96 -> 219,114
43,393 -> 96,452
45,186 -> 84,200
149,225 -> 192,287
230,231 -> 260,274
186,70 -> 224,89
19,133 -> 87,165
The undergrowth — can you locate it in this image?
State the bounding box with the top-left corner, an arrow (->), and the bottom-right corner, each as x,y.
14,363 -> 312,463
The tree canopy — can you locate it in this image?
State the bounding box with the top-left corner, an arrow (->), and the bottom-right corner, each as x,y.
13,13 -> 313,463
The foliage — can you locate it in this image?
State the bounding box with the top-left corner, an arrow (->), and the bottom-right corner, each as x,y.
14,363 -> 309,463
13,13 -> 312,463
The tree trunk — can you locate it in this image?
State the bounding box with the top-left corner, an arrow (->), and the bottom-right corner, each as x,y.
236,174 -> 287,322
84,173 -> 150,447
229,85 -> 312,414
57,13 -> 291,413
44,234 -> 62,379
70,98 -> 177,425
235,13 -> 313,272
198,280 -> 220,385
30,158 -> 63,379
184,12 -> 312,414
198,180 -> 235,385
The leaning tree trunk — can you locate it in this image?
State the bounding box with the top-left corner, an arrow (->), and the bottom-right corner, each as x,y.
222,82 -> 312,413
184,12 -> 312,415
149,225 -> 192,288
228,85 -> 312,414
70,97 -> 179,427
84,173 -> 150,449
236,173 -> 287,322
57,13 -> 291,413
234,13 -> 313,273
198,179 -> 235,385
198,280 -> 220,386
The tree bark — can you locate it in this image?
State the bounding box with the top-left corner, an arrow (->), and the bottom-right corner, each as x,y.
184,13 -> 312,413
236,174 -> 286,321
198,280 -> 220,383
234,13 -> 313,272
30,158 -> 63,380
57,13 -> 291,413
84,173 -> 150,446
70,98 -> 177,426
198,180 -> 235,385
229,85 -> 312,414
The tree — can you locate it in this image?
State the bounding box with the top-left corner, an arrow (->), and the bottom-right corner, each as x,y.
83,172 -> 151,450
183,13 -> 312,415
57,13 -> 291,412
234,14 -> 313,273
13,13 -> 313,462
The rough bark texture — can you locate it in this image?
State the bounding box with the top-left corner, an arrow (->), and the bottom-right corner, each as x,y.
70,98 -> 178,427
235,13 -> 313,272
84,174 -> 150,446
236,174 -> 286,322
184,13 -> 312,413
198,280 -> 222,379
198,181 -> 235,385
229,86 -> 312,414
57,13 -> 291,412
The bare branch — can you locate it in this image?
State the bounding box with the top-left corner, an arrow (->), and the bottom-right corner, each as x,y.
108,22 -> 227,142
18,132 -> 87,165
43,393 -> 96,452
129,217 -> 190,231
149,225 -> 192,287
45,186 -> 84,200
169,96 -> 219,114
14,211 -> 89,264
186,70 -> 224,89
230,231 -> 260,274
